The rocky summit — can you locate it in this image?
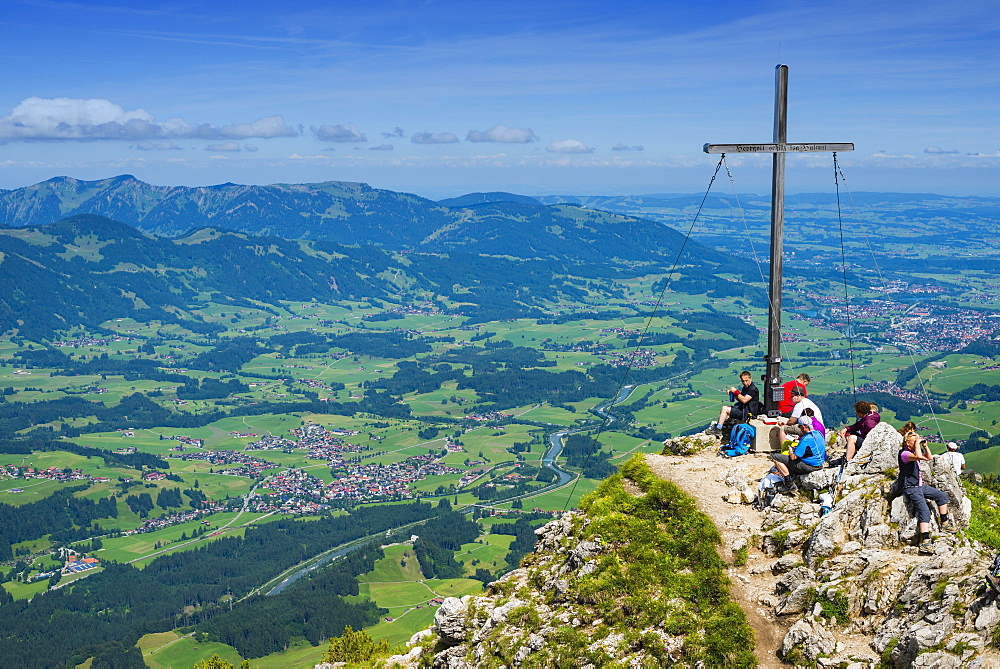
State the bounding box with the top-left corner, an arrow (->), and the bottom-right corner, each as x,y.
362,424 -> 1000,668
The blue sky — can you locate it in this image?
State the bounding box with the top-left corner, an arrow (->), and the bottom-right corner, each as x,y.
1,0 -> 997,197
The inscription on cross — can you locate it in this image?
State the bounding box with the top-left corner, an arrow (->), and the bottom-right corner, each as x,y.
703,65 -> 853,416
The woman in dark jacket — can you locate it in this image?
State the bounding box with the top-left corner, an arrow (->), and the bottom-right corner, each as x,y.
842,400 -> 880,461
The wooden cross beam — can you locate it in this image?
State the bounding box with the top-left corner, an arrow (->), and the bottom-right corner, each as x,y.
703,65 -> 854,415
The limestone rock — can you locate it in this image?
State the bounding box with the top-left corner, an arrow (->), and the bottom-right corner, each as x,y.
724,488 -> 752,504
781,618 -> 836,662
661,432 -> 718,456
974,601 -> 1000,631
381,645 -> 423,668
408,628 -> 434,646
845,421 -> 902,476
771,554 -> 802,574
803,485 -> 898,563
776,582 -> 816,615
910,652 -> 962,668
432,644 -> 472,668
799,467 -> 840,491
433,597 -> 468,646
776,565 -> 816,595
929,454 -> 972,529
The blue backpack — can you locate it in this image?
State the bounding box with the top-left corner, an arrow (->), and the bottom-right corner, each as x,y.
721,422 -> 755,457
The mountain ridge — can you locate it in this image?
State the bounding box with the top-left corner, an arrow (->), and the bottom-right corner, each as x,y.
0,175 -> 733,270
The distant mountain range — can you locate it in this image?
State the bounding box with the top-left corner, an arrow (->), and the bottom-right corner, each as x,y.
0,213 -> 760,338
0,175 -> 727,265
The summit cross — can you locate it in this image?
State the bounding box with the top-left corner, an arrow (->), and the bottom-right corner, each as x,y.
704,64 -> 854,415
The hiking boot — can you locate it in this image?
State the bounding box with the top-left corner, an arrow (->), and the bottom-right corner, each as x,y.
917,545 -> 934,556
986,573 -> 1000,594
940,518 -> 957,533
775,480 -> 796,494
705,424 -> 723,437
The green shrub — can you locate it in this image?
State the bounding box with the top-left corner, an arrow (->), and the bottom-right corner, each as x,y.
965,483 -> 1000,550
879,638 -> 899,668
507,605 -> 541,628
574,455 -> 756,667
733,545 -> 749,567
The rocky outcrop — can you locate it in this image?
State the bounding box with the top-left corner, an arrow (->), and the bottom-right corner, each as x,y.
411,511 -> 694,667
379,432 -> 1000,668
661,432 -> 718,456
398,456 -> 758,667
750,421 -> 1000,667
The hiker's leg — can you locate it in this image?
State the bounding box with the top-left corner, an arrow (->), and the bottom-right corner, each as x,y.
905,489 -> 932,544
717,405 -> 731,427
770,454 -> 791,478
846,434 -> 858,460
924,487 -> 948,513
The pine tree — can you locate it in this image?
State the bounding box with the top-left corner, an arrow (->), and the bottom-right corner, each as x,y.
192,653 -> 249,669
321,626 -> 391,664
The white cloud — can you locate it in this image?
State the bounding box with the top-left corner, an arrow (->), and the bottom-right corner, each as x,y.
382,127 -> 406,138
411,131 -> 460,144
0,97 -> 296,141
611,143 -> 644,151
369,144 -> 394,151
206,115 -> 295,139
205,141 -> 242,152
244,143 -> 259,152
466,124 -> 537,143
289,153 -> 334,161
546,139 -> 593,153
311,123 -> 366,142
134,141 -> 182,151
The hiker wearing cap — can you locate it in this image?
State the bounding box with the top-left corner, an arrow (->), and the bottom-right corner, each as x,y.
940,441 -> 966,477
707,370 -> 761,436
841,401 -> 881,461
778,373 -> 810,416
898,431 -> 954,556
770,422 -> 826,482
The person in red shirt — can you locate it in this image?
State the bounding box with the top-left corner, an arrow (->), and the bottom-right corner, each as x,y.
778,373 -> 810,416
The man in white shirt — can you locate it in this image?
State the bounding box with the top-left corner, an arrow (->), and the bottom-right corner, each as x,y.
782,388 -> 823,434
772,387 -> 824,448
940,441 -> 966,477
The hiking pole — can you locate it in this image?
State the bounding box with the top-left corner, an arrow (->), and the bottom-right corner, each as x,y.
830,461 -> 847,507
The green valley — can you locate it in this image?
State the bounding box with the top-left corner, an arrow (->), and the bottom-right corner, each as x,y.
0,182 -> 997,667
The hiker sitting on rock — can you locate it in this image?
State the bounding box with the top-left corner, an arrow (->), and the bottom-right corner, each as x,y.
770,422 -> 826,483
898,431 -> 954,556
841,400 -> 881,461
708,370 -> 761,436
776,387 -> 823,437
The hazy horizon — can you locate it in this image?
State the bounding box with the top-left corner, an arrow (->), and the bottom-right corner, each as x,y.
1,0 -> 997,197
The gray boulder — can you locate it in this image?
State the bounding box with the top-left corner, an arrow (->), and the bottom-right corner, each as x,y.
433,597 -> 469,646
780,617 -> 837,662
845,421 -> 902,476
798,466 -> 840,491
929,454 -> 972,528
661,432 -> 718,456
803,486 -> 897,563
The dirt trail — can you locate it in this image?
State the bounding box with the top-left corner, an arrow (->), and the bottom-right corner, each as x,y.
644,451 -> 790,668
